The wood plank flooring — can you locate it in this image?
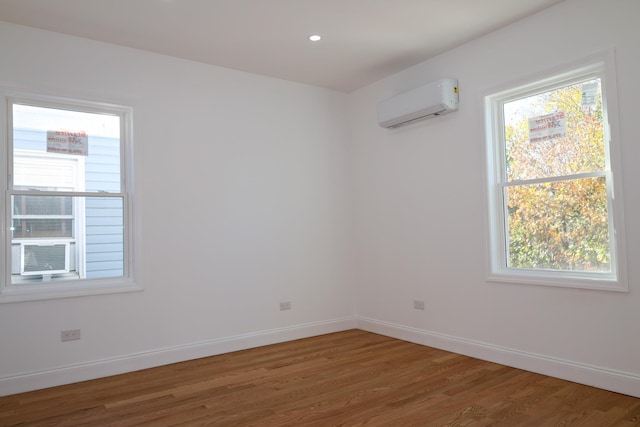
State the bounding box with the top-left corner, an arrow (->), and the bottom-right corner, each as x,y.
1,329 -> 639,426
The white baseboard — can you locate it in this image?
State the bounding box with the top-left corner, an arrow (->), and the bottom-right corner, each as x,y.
4,315 -> 638,399
356,316 -> 640,398
0,316 -> 357,397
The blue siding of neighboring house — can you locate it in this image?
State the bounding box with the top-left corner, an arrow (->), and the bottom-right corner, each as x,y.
13,129 -> 124,279
85,197 -> 124,278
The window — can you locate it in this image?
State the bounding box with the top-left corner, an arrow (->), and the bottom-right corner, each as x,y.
1,93 -> 139,302
484,53 -> 627,291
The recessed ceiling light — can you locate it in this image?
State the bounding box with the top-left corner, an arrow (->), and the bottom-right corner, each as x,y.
309,35 -> 322,42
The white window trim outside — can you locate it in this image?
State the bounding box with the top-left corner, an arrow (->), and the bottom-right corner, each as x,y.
483,50 -> 628,292
0,90 -> 141,303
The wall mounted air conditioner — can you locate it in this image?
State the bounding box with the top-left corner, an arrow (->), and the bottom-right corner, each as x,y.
377,78 -> 459,128
20,241 -> 70,276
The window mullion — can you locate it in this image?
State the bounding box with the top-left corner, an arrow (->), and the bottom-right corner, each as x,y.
9,190 -> 125,198
503,171 -> 607,188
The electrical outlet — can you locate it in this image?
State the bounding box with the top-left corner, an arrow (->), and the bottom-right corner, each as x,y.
279,301 -> 292,311
413,300 -> 425,310
61,329 -> 81,342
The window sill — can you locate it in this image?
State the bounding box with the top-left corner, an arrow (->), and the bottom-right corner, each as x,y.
487,270 -> 628,293
0,279 -> 143,303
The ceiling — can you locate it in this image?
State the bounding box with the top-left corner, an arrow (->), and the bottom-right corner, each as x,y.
0,0 -> 564,93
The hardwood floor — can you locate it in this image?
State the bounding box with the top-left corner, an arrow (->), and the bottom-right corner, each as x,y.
1,329 -> 639,426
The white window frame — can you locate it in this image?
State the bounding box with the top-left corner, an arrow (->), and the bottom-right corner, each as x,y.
483,50 -> 628,292
0,90 -> 140,302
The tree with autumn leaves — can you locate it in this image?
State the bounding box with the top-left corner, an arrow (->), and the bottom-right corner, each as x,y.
504,79 -> 610,272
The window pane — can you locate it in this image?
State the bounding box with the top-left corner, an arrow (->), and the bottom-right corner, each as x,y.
11,196 -> 125,284
84,196 -> 125,279
506,177 -> 610,272
504,79 -> 605,181
13,194 -> 73,216
12,219 -> 74,239
12,104 -> 121,193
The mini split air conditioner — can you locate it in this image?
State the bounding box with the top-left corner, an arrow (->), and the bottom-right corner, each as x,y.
377,78 -> 459,128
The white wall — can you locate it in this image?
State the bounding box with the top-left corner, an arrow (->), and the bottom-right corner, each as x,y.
0,22 -> 355,394
2,0 -> 639,399
350,0 -> 640,397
